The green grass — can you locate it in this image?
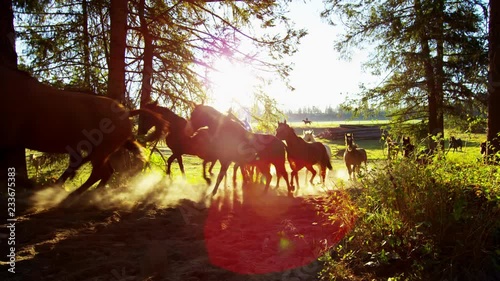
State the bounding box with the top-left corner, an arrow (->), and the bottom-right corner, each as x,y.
25,124 -> 487,190
286,120 -> 391,129
23,123 -> 498,280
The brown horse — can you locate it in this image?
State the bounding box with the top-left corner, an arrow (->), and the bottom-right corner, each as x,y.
344,133 -> 367,180
0,66 -> 168,197
144,102 -> 196,175
276,121 -> 332,189
142,102 -> 225,184
187,105 -> 292,196
449,136 -> 463,152
402,136 -> 415,158
302,118 -> 312,125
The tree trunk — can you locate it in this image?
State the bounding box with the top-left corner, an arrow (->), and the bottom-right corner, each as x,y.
138,0 -> 154,135
107,0 -> 128,103
0,0 -> 30,188
434,0 -> 445,150
0,0 -> 16,68
488,0 -> 500,155
82,0 -> 92,91
415,0 -> 443,150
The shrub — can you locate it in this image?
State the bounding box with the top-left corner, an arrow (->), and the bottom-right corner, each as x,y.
320,158 -> 500,280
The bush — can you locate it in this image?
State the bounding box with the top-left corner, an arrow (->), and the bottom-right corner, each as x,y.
320,158 -> 500,280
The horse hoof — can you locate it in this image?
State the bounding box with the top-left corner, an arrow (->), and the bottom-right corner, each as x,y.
60,193 -> 79,208
287,191 -> 294,198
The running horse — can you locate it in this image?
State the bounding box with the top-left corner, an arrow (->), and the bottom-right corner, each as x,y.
449,136 -> 463,152
344,133 -> 367,180
303,130 -> 332,163
402,136 -> 415,158
0,66 -> 168,197
143,101 -> 219,183
186,105 -> 292,196
276,121 -> 332,189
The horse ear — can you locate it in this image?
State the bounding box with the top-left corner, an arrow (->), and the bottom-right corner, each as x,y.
284,120 -> 287,124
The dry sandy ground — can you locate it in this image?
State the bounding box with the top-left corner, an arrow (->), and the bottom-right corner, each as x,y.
0,170 -> 357,281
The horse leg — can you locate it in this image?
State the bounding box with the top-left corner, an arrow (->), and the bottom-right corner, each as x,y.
232,163 -> 240,187
274,161 -> 293,194
212,161 -> 230,196
62,156 -> 107,204
177,154 -> 185,175
291,169 -> 300,191
353,164 -> 359,180
346,164 -> 353,180
306,165 -> 317,185
320,165 -> 327,186
56,153 -> 89,185
95,161 -> 114,189
208,161 -> 216,176
258,163 -> 272,193
202,160 -> 212,185
166,153 -> 177,175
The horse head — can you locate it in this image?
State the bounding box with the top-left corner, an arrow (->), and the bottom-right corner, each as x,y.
276,120 -> 293,141
345,133 -> 355,151
480,141 -> 487,155
303,130 -> 316,142
188,104 -> 217,131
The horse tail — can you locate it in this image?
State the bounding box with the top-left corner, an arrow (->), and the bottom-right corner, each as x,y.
122,139 -> 147,162
361,149 -> 368,167
323,147 -> 333,170
129,108 -> 169,143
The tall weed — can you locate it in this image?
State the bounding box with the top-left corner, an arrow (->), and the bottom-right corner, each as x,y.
320,157 -> 499,280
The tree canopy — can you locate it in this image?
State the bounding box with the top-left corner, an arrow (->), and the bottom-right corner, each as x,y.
321,0 -> 488,146
13,0 -> 306,113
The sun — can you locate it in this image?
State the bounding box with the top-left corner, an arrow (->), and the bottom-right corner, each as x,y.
207,58 -> 256,113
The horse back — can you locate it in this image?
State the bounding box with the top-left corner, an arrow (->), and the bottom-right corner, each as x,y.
1,67 -> 132,153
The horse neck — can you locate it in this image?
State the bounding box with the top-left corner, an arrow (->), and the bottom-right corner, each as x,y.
346,141 -> 356,152
158,108 -> 185,124
284,129 -> 303,148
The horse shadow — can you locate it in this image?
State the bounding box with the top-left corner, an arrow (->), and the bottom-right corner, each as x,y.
3,183 -> 341,281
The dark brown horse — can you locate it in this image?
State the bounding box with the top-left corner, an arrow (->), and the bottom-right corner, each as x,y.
0,66 -> 168,197
344,133 -> 367,180
402,136 -> 415,158
142,102 -> 224,184
449,136 -> 463,152
276,121 -> 332,189
302,118 -> 312,125
144,102 -> 194,176
385,136 -> 400,160
187,105 -> 292,196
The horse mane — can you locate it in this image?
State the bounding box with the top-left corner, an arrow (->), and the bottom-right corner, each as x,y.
145,102 -> 186,123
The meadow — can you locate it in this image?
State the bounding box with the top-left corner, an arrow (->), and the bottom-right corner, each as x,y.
10,121 -> 499,281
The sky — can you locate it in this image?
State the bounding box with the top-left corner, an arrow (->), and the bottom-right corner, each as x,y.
14,0 -> 379,113
207,0 -> 380,113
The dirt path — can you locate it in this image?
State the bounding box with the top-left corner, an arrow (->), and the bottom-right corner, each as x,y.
1,177 -> 356,281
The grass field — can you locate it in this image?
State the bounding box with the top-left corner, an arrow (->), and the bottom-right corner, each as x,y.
15,122 -> 497,281
25,121 -> 487,193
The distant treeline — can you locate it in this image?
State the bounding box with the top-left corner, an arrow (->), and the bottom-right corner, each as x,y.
284,105 -> 388,122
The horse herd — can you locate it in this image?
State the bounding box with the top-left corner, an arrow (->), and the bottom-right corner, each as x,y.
0,66 -> 376,201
